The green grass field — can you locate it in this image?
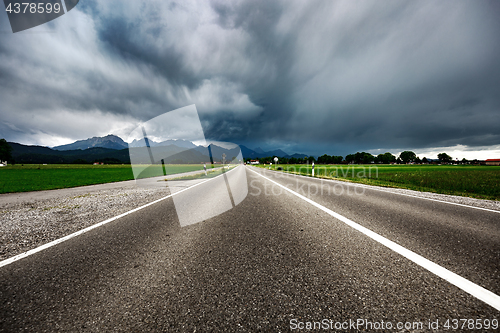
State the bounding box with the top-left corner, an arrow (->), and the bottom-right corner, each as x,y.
0,164 -> 205,194
3,163 -> 499,200
255,164 -> 500,201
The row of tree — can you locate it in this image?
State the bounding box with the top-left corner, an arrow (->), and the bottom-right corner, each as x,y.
246,151 -> 464,165
0,138 -> 472,166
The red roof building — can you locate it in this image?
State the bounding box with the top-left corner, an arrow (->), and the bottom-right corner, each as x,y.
485,159 -> 500,166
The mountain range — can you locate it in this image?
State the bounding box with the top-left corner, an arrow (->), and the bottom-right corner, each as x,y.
53,134 -> 129,151
7,135 -> 307,164
52,134 -> 305,159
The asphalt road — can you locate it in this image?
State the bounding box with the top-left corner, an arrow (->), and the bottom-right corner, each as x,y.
1,166 -> 499,332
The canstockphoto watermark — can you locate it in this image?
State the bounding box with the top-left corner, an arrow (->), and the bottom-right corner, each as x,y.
3,0 -> 79,33
249,176 -> 367,197
249,166 -> 376,197
290,318 -> 499,331
127,104 -> 248,227
267,164 -> 379,179
290,318 -> 424,331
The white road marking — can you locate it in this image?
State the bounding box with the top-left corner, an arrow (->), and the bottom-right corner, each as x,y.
249,167 -> 500,311
253,166 -> 500,214
0,166 -> 241,268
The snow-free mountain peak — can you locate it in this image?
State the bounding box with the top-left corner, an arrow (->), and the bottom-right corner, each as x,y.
53,134 -> 128,151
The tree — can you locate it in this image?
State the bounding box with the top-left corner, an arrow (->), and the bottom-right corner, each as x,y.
399,151 -> 416,164
317,154 -> 332,164
376,152 -> 396,164
349,152 -> 374,164
332,155 -> 343,164
345,154 -> 355,164
72,158 -> 89,164
0,139 -> 13,163
437,153 -> 452,164
422,157 -> 429,164
362,152 -> 374,164
260,156 -> 272,164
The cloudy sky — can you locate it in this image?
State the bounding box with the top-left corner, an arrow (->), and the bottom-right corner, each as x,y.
1,0 -> 499,159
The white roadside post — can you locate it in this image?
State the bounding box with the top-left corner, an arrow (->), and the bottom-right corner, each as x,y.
274,157 -> 278,170
203,163 -> 207,175
269,162 -> 272,170
312,161 -> 315,177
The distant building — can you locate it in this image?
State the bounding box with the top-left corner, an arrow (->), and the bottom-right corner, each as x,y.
0,161 -> 7,167
250,160 -> 260,165
485,159 -> 500,166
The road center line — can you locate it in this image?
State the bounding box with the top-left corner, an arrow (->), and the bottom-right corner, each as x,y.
0,166 -> 241,269
248,167 -> 500,311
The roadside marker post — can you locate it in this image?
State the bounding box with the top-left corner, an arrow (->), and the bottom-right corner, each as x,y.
312,162 -> 315,177
203,163 -> 207,175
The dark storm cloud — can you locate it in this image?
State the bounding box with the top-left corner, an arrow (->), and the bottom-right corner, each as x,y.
0,0 -> 499,156
204,0 -> 500,154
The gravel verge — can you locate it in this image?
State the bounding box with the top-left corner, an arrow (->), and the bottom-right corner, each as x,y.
0,183 -> 171,262
0,167 -> 234,263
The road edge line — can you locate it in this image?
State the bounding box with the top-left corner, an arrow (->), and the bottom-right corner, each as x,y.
249,167 -> 500,312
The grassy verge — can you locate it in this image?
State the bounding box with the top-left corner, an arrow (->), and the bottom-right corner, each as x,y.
254,164 -> 500,201
0,164 -> 205,194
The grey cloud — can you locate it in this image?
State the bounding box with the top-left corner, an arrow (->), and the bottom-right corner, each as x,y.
0,0 -> 499,156
202,0 -> 500,151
